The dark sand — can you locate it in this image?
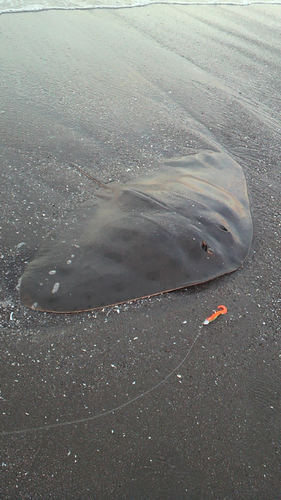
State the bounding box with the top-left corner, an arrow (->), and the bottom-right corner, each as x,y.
1,5 -> 281,499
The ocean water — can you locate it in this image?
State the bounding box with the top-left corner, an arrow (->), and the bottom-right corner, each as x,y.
0,0 -> 280,15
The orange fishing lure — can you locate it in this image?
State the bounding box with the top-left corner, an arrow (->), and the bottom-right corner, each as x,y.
203,305 -> 227,325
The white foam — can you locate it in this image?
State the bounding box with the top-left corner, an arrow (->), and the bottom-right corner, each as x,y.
1,0 -> 280,15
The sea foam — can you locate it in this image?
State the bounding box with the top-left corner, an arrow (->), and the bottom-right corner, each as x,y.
1,0 -> 280,16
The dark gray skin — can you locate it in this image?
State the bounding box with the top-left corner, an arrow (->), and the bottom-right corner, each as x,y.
20,151 -> 253,313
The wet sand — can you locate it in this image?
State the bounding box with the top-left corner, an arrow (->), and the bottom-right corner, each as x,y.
1,5 -> 281,499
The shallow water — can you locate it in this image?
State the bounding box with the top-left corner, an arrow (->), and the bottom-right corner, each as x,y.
1,0 -> 280,15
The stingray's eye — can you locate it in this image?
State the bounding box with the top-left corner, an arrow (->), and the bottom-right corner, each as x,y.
201,241 -> 214,255
201,241 -> 208,252
218,224 -> 228,232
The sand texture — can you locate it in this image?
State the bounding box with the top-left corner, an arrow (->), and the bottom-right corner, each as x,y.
1,5 -> 281,499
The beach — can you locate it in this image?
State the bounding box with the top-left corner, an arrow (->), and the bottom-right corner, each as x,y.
1,4 -> 281,498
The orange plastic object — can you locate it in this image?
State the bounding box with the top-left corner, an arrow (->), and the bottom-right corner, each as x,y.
203,305 -> 227,325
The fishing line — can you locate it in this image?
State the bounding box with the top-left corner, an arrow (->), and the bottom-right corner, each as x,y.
2,306 -> 227,436
2,323 -> 205,436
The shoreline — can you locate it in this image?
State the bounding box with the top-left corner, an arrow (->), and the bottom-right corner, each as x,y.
2,0 -> 281,16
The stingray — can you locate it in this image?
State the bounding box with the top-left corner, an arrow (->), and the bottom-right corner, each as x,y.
20,151 -> 252,313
